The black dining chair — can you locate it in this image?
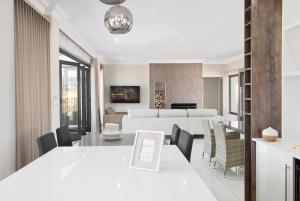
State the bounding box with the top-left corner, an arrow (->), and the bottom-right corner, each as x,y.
37,132 -> 57,156
56,126 -> 73,146
170,124 -> 181,145
69,131 -> 82,142
177,130 -> 194,162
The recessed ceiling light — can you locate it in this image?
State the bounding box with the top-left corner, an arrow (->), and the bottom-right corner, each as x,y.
180,38 -> 184,42
120,56 -> 125,59
114,38 -> 119,43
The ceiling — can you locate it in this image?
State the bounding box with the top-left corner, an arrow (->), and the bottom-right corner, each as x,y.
47,0 -> 244,64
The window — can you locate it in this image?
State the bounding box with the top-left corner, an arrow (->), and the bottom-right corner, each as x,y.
59,50 -> 91,135
229,75 -> 239,115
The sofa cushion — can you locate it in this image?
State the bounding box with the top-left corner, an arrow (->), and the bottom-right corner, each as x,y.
187,109 -> 218,117
159,109 -> 187,117
128,109 -> 158,118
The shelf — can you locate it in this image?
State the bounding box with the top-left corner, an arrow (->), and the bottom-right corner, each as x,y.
245,6 -> 251,12
245,113 -> 252,116
245,99 -> 251,113
245,0 -> 251,9
245,83 -> 252,86
245,21 -> 252,27
245,37 -> 251,42
245,24 -> 251,39
245,40 -> 251,53
245,98 -> 252,100
245,54 -> 251,69
245,52 -> 252,56
245,70 -> 251,83
245,8 -> 251,24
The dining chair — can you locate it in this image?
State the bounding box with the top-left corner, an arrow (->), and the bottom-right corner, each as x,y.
37,132 -> 57,156
202,120 -> 215,165
69,130 -> 82,142
213,121 -> 244,177
177,130 -> 194,162
56,126 -> 73,146
170,124 -> 181,145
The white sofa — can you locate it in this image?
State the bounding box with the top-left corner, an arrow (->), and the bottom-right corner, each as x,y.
122,109 -> 223,135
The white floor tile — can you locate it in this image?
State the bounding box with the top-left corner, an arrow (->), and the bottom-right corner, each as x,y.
190,139 -> 244,201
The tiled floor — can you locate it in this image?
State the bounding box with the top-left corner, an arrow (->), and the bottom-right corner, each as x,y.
190,139 -> 244,201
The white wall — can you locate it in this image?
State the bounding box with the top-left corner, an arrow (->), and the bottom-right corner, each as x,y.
282,1 -> 300,139
50,17 -> 60,132
283,0 -> 300,30
283,77 -> 300,138
202,60 -> 244,120
203,78 -> 223,115
202,64 -> 224,77
0,0 -> 16,180
283,25 -> 300,73
104,64 -> 149,112
282,25 -> 300,138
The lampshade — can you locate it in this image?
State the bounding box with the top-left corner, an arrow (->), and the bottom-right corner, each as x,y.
104,5 -> 133,34
99,0 -> 126,5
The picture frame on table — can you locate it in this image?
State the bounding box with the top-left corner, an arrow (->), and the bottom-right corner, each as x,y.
130,130 -> 164,172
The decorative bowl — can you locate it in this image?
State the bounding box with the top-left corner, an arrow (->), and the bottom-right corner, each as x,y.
263,135 -> 278,142
262,127 -> 278,142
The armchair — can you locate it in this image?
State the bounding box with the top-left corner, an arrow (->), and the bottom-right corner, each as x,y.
103,107 -> 127,129
202,120 -> 215,165
213,121 -> 244,177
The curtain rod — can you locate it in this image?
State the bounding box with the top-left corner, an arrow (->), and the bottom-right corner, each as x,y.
60,31 -> 93,58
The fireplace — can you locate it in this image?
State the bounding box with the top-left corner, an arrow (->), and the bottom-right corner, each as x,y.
171,103 -> 197,109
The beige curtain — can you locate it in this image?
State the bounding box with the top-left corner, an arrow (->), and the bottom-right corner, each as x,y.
15,0 -> 51,169
91,59 -> 101,133
99,64 -> 104,130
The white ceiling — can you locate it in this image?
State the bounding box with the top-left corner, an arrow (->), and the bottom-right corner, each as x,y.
47,0 -> 244,64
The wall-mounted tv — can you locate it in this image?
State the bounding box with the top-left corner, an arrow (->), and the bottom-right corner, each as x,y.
110,86 -> 140,103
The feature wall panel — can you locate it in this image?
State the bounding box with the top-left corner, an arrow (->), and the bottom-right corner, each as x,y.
149,63 -> 203,109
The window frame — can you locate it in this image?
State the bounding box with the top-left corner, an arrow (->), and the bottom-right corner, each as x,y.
59,49 -> 91,135
229,74 -> 239,115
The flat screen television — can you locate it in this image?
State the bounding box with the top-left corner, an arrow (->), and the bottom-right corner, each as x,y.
110,86 -> 140,103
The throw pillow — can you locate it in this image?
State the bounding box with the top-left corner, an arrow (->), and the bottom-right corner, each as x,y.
105,107 -> 116,114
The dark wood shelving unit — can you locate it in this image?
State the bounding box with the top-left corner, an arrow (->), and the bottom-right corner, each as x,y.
244,31 -> 252,118
244,1 -> 252,201
244,0 -> 282,201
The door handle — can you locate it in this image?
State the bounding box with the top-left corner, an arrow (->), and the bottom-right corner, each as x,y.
285,164 -> 290,201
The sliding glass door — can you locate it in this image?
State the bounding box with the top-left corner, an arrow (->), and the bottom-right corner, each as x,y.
60,61 -> 80,133
79,65 -> 91,134
59,52 -> 91,135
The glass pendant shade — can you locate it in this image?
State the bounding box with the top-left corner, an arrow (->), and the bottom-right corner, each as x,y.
99,0 -> 126,5
104,5 -> 133,34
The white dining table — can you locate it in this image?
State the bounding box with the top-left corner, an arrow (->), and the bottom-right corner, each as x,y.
0,146 -> 217,201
